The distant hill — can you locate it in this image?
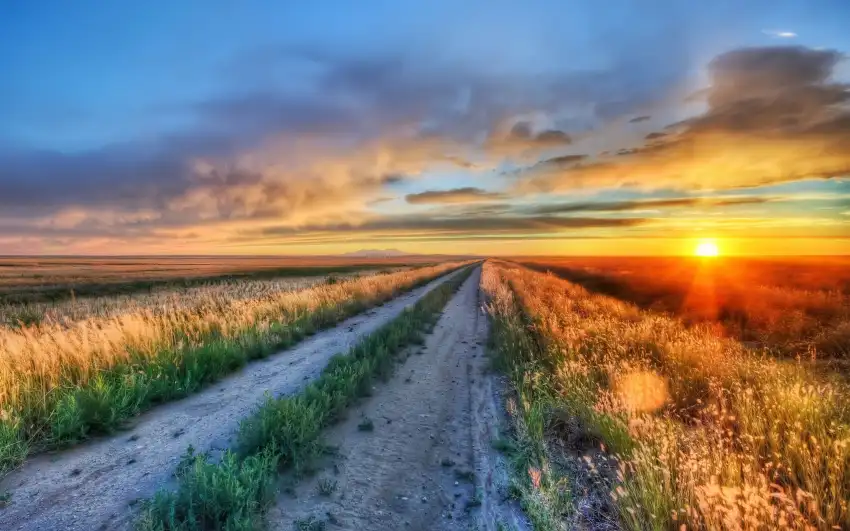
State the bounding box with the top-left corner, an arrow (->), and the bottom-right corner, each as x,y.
341,249 -> 411,258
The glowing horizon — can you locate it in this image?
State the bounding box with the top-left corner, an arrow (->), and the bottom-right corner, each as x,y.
1,3 -> 849,256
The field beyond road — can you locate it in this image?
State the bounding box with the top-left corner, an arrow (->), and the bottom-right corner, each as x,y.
515,256 -> 850,360
0,255 -> 469,304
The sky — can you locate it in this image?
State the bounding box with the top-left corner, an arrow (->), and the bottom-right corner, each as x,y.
1,0 -> 849,256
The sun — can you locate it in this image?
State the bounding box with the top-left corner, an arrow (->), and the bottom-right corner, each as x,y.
695,240 -> 720,257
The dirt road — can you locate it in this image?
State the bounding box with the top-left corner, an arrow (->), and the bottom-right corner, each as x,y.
269,267 -> 528,531
0,270 -> 463,531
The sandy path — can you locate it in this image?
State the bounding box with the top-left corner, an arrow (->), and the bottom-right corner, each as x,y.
270,267 -> 528,531
0,270 -> 463,531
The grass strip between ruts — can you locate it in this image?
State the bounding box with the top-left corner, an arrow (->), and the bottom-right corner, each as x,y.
136,266 -> 475,531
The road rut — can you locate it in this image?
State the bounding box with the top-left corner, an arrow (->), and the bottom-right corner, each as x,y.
0,270 -> 462,531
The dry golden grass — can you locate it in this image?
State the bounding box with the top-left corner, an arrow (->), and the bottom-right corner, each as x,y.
483,261 -> 850,530
0,270 -> 390,327
0,262 -> 465,471
0,255 -> 442,289
516,256 -> 850,359
0,262 -> 458,414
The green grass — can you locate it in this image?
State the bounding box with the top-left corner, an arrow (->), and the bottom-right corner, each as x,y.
0,265 -> 463,477
483,276 -> 579,531
136,266 -> 474,530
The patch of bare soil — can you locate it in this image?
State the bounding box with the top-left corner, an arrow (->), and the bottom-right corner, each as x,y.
269,267 -> 528,531
0,271 -> 462,531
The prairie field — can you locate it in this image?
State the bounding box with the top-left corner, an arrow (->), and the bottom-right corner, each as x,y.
0,255 -> 447,304
0,259 -> 465,473
1,258 -> 847,531
515,256 -> 850,360
483,260 -> 850,530
0,267 -> 401,328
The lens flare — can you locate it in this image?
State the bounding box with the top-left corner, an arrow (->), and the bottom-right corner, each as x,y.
614,370 -> 669,413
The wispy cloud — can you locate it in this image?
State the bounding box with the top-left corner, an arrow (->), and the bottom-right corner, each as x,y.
762,29 -> 798,38
405,187 -> 505,204
528,196 -> 769,215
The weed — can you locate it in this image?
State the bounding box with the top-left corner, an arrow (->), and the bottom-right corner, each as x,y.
357,417 -> 374,432
316,477 -> 338,496
490,436 -> 514,454
138,448 -> 279,531
293,515 -> 326,531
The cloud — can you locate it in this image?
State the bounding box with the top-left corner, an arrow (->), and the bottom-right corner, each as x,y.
529,196 -> 769,214
762,30 -> 797,39
6,15 -> 806,251
482,120 -> 574,159
0,34 -> 689,229
405,187 -> 505,204
260,214 -> 646,237
520,46 -> 850,194
535,154 -> 590,167
629,115 -> 652,123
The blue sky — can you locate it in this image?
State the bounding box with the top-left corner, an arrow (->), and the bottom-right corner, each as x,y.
1,0 -> 849,255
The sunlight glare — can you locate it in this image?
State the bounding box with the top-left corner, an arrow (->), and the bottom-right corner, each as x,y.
695,240 -> 720,257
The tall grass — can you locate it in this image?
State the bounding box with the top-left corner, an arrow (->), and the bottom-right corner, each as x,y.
482,261 -> 850,530
519,257 -> 850,358
137,266 -> 474,530
0,275 -> 341,327
0,262 -> 465,475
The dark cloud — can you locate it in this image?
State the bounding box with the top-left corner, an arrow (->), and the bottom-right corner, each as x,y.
510,122 -> 533,139
509,122 -> 572,144
535,130 -> 572,144
380,174 -> 407,185
696,46 -> 850,133
405,187 -> 505,204
645,132 -> 667,140
261,214 -> 646,236
520,45 -> 850,193
529,196 -> 768,214
539,154 -> 589,166
630,115 -> 651,123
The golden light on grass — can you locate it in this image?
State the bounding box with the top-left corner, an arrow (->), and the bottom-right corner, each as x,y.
482,261 -> 850,528
614,370 -> 669,413
694,239 -> 719,257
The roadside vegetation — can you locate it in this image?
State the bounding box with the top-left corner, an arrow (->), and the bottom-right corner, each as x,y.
0,255 -> 432,304
518,256 -> 850,360
0,270 -> 392,327
482,260 -> 850,530
0,262 -> 466,475
136,266 -> 474,530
